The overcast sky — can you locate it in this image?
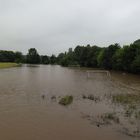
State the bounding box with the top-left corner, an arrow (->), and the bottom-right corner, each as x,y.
0,0 -> 140,55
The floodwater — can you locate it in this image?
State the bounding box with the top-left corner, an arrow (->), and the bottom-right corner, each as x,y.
0,65 -> 139,140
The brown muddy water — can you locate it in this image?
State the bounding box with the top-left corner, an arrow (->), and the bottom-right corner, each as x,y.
0,65 -> 140,140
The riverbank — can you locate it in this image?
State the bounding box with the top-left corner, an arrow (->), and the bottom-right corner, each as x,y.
0,63 -> 21,69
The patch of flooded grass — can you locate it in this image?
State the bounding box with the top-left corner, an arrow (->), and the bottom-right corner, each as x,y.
124,105 -> 137,118
135,111 -> 140,119
112,94 -> 140,120
82,112 -> 120,128
112,94 -> 140,104
121,127 -> 140,138
81,91 -> 140,138
101,112 -> 120,124
82,94 -> 100,102
110,93 -> 140,137
59,96 -> 73,106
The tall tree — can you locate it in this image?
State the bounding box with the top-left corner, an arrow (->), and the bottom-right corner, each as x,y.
26,48 -> 40,64
50,54 -> 56,64
15,51 -> 23,63
41,55 -> 50,64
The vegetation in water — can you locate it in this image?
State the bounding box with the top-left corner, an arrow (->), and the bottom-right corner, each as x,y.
101,112 -> 120,124
112,94 -> 140,119
82,94 -> 100,102
59,96 -> 73,106
112,94 -> 140,104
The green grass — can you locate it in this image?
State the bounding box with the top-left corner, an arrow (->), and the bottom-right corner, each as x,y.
112,94 -> 140,104
0,63 -> 21,69
59,96 -> 73,106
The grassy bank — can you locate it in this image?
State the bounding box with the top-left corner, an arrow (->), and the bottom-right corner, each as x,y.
0,63 -> 21,69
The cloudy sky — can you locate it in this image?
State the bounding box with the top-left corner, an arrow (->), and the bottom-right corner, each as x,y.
0,0 -> 140,55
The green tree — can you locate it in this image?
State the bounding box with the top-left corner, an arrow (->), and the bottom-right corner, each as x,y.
0,50 -> 15,62
26,48 -> 40,64
97,44 -> 120,69
55,39 -> 140,74
15,51 -> 23,63
112,48 -> 123,70
74,45 -> 84,65
131,55 -> 140,73
97,48 -> 105,68
57,53 -> 65,65
130,40 -> 140,73
50,54 -> 56,64
41,55 -> 50,64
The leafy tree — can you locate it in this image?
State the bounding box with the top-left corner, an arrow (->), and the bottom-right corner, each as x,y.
97,44 -> 120,69
0,50 -> 23,63
60,56 -> 69,66
112,48 -> 123,70
130,40 -> 140,73
26,48 -> 40,64
15,51 -> 23,63
133,39 -> 140,46
41,55 -> 50,64
121,45 -> 138,72
50,54 -> 56,64
57,53 -> 65,64
86,45 -> 101,67
74,45 -> 84,65
97,48 -> 105,68
131,55 -> 140,73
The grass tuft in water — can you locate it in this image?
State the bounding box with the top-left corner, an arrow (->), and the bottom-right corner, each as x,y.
59,96 -> 73,106
82,94 -> 100,102
101,113 -> 120,124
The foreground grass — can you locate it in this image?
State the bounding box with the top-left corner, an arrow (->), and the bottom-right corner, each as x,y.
0,63 -> 21,69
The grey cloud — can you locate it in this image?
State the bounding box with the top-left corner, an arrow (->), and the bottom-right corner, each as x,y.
0,0 -> 140,55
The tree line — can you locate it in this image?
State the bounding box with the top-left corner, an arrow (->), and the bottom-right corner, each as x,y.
57,39 -> 140,74
0,39 -> 140,73
0,48 -> 57,65
0,51 -> 24,63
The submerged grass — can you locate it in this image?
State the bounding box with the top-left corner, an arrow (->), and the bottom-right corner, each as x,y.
59,96 -> 73,106
101,112 -> 120,124
0,63 -> 21,69
112,94 -> 140,104
135,111 -> 140,119
82,94 -> 100,102
112,93 -> 140,120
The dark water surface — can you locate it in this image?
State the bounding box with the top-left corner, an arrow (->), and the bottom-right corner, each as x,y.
0,65 -> 139,140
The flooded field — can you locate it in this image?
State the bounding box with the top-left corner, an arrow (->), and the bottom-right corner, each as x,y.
0,65 -> 140,140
